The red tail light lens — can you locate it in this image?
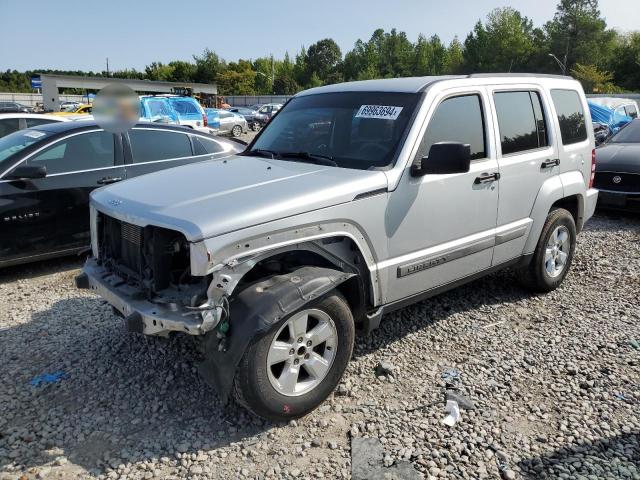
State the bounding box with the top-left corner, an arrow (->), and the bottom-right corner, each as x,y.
203,113 -> 208,127
589,148 -> 596,188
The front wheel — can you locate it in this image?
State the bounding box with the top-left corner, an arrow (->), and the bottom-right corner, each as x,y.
232,292 -> 354,421
517,208 -> 577,292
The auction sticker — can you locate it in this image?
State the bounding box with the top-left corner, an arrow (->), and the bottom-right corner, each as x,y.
23,130 -> 45,138
355,105 -> 403,120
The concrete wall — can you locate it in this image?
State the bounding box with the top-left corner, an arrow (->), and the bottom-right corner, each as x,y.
224,95 -> 292,107
0,92 -> 86,109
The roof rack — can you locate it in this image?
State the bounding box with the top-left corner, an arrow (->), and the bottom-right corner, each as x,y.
467,73 -> 572,80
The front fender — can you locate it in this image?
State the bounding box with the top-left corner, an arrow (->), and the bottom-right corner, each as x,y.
198,266 -> 353,402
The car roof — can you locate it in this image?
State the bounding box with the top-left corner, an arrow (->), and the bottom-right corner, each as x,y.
22,119 -> 205,135
0,113 -> 68,121
295,73 -> 576,96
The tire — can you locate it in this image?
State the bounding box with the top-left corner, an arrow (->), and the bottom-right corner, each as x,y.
250,122 -> 260,132
231,125 -> 243,137
517,208 -> 577,293
232,291 -> 354,421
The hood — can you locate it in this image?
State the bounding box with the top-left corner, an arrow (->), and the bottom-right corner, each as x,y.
595,143 -> 640,174
91,155 -> 388,242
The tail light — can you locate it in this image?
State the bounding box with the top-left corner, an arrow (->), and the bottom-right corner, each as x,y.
202,113 -> 208,127
589,148 -> 596,188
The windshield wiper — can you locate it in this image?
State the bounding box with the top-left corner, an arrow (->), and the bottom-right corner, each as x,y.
246,148 -> 278,159
277,151 -> 338,167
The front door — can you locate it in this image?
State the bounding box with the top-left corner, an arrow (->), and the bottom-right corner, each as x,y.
382,90 -> 500,303
0,130 -> 123,264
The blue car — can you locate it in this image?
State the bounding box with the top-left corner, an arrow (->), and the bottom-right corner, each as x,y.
139,96 -> 179,124
164,96 -> 208,131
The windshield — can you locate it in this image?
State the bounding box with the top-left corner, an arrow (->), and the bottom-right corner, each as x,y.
0,129 -> 53,167
250,92 -> 420,169
610,120 -> 640,143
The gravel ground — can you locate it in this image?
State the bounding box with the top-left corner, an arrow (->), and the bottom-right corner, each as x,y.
0,212 -> 638,480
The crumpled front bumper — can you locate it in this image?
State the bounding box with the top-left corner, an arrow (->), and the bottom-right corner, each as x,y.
76,257 -> 217,336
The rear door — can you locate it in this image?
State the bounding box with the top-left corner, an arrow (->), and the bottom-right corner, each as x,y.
0,130 -> 123,262
489,87 -> 558,265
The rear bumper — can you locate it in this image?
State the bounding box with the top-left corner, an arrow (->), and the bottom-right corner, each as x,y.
76,257 -> 218,336
597,190 -> 640,211
584,188 -> 599,224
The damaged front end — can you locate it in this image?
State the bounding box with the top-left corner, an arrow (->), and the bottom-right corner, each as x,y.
76,212 -> 226,336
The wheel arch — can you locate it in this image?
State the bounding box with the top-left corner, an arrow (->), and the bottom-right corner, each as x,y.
525,172 -> 586,253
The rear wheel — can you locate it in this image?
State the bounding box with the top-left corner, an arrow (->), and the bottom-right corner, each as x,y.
231,125 -> 243,137
232,292 -> 354,421
517,208 -> 576,292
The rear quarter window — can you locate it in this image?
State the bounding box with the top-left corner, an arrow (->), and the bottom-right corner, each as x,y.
550,89 -> 588,145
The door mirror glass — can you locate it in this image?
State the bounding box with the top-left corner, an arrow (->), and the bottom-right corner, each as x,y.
413,142 -> 471,176
7,165 -> 47,180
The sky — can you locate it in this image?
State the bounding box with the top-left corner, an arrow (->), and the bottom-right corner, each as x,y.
1,0 -> 639,72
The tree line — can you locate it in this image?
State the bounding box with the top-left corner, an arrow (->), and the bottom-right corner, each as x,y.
2,0 -> 639,96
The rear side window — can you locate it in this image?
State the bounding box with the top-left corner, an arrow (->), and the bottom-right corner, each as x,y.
417,94 -> 486,161
0,118 -> 20,137
193,136 -> 224,154
494,91 -> 548,155
172,100 -> 200,115
25,118 -> 57,128
550,89 -> 588,145
129,129 -> 193,163
29,131 -> 115,174
624,104 -> 638,119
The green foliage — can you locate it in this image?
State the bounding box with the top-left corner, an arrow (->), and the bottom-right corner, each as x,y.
2,1 -> 638,96
464,8 -> 535,72
571,63 -> 618,93
609,32 -> 640,91
545,0 -> 616,70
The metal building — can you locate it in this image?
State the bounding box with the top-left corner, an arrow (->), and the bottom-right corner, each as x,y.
39,74 -> 217,111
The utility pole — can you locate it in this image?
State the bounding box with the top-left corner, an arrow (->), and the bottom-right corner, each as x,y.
106,57 -> 110,77
270,54 -> 275,95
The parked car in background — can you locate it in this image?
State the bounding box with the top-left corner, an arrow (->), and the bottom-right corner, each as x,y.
252,103 -> 283,127
0,121 -> 242,267
77,74 -> 597,421
0,113 -> 68,138
589,97 -> 639,120
52,103 -> 93,116
139,96 -> 179,124
0,102 -> 33,113
594,118 -> 640,211
213,109 -> 247,137
227,106 -> 260,131
164,96 -> 208,131
59,101 -> 81,112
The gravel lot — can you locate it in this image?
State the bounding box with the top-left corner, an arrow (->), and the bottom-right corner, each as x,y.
0,211 -> 638,480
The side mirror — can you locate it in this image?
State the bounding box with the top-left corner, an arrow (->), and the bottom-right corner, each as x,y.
412,142 -> 471,176
6,165 -> 47,180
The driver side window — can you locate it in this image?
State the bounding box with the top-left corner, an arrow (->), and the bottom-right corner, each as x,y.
415,94 -> 487,164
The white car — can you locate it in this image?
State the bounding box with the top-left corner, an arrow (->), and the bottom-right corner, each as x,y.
0,113 -> 69,139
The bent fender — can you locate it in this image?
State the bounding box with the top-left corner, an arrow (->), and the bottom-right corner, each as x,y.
198,266 -> 354,402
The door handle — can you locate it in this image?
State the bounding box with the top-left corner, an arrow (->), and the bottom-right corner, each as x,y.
97,176 -> 122,185
541,158 -> 560,169
474,172 -> 500,184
